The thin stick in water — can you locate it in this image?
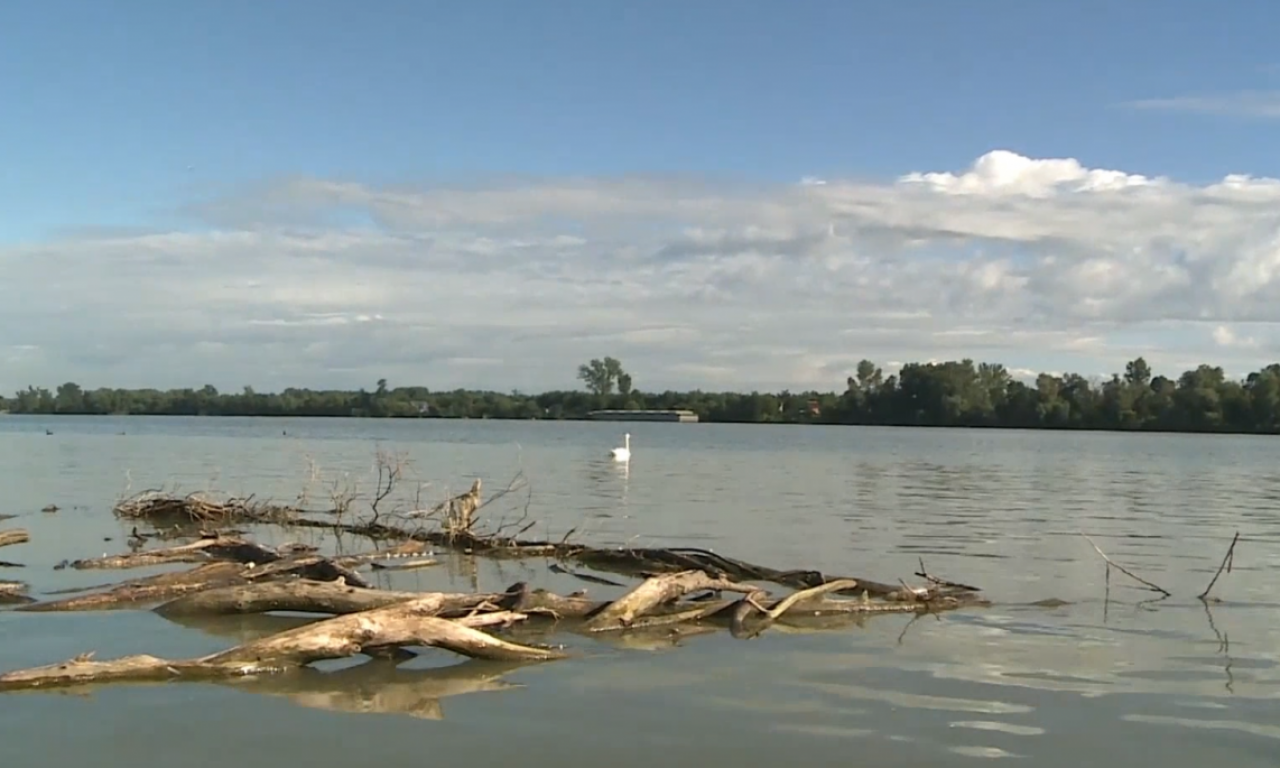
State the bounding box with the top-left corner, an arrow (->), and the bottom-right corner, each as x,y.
1198,531 -> 1240,601
1080,533 -> 1171,597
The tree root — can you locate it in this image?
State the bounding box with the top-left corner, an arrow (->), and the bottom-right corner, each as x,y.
0,604 -> 563,692
0,529 -> 29,549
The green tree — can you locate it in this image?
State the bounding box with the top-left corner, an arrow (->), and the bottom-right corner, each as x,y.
577,357 -> 627,396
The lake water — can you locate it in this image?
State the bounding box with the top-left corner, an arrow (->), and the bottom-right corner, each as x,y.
0,415 -> 1277,767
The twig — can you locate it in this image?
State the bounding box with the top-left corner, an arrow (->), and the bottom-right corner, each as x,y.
914,557 -> 980,592
1198,531 -> 1240,601
1080,533 -> 1171,597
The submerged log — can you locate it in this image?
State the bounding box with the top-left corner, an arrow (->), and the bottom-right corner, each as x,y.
0,529 -> 29,549
155,578 -> 504,619
0,604 -> 563,691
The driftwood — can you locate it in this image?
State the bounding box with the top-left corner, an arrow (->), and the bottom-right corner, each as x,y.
68,535 -> 281,570
0,558 -> 990,693
368,558 -> 439,572
0,580 -> 33,605
0,605 -> 561,692
0,529 -> 29,549
113,490 -> 298,526
154,578 -> 503,619
582,569 -> 759,632
18,555 -> 370,613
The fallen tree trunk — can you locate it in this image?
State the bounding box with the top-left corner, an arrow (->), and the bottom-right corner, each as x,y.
68,536 -> 281,570
0,529 -> 29,549
0,605 -> 564,692
18,562 -> 249,612
19,555 -> 370,612
155,578 -> 503,619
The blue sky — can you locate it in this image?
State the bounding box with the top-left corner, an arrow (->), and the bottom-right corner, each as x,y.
3,0 -> 1280,392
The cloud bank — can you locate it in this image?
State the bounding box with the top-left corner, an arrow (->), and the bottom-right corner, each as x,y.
5,149 -> 1280,393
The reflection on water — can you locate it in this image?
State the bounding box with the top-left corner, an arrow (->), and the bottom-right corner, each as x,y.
0,417 -> 1278,767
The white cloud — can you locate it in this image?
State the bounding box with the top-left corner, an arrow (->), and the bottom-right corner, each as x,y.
6,149 -> 1280,393
1212,324 -> 1259,349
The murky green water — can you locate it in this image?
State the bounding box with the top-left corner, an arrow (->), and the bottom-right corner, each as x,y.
0,416 -> 1277,766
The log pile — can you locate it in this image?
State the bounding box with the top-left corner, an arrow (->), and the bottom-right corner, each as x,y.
0,463 -> 994,698
0,562 -> 982,692
113,490 -> 298,526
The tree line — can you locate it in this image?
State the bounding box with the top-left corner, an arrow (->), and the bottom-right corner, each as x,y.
5,355 -> 1280,435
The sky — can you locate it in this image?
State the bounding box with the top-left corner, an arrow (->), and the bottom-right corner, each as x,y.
4,0 -> 1280,394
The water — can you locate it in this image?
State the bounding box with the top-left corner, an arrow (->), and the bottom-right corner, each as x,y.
0,416 -> 1277,767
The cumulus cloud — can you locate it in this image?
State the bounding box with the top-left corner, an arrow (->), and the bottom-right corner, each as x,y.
5,149 -> 1280,393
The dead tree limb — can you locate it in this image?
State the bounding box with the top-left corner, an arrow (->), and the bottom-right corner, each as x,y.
368,558 -> 439,572
1198,531 -> 1241,601
583,570 -> 762,632
0,603 -> 564,692
1081,533 -> 1171,597
498,581 -> 606,620
0,529 -> 29,549
68,536 -> 281,570
154,578 -> 503,619
744,578 -> 860,626
19,555 -> 370,612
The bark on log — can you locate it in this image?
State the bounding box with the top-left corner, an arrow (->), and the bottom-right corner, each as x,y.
155,578 -> 504,619
69,536 -> 281,570
0,529 -> 29,549
0,604 -> 564,692
583,570 -> 762,632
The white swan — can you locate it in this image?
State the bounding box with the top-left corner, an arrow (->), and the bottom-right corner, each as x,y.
609,432 -> 631,462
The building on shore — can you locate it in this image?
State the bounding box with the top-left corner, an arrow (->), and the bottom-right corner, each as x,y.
586,409 -> 699,423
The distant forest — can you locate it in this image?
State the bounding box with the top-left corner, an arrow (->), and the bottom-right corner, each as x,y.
5,355 -> 1280,435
